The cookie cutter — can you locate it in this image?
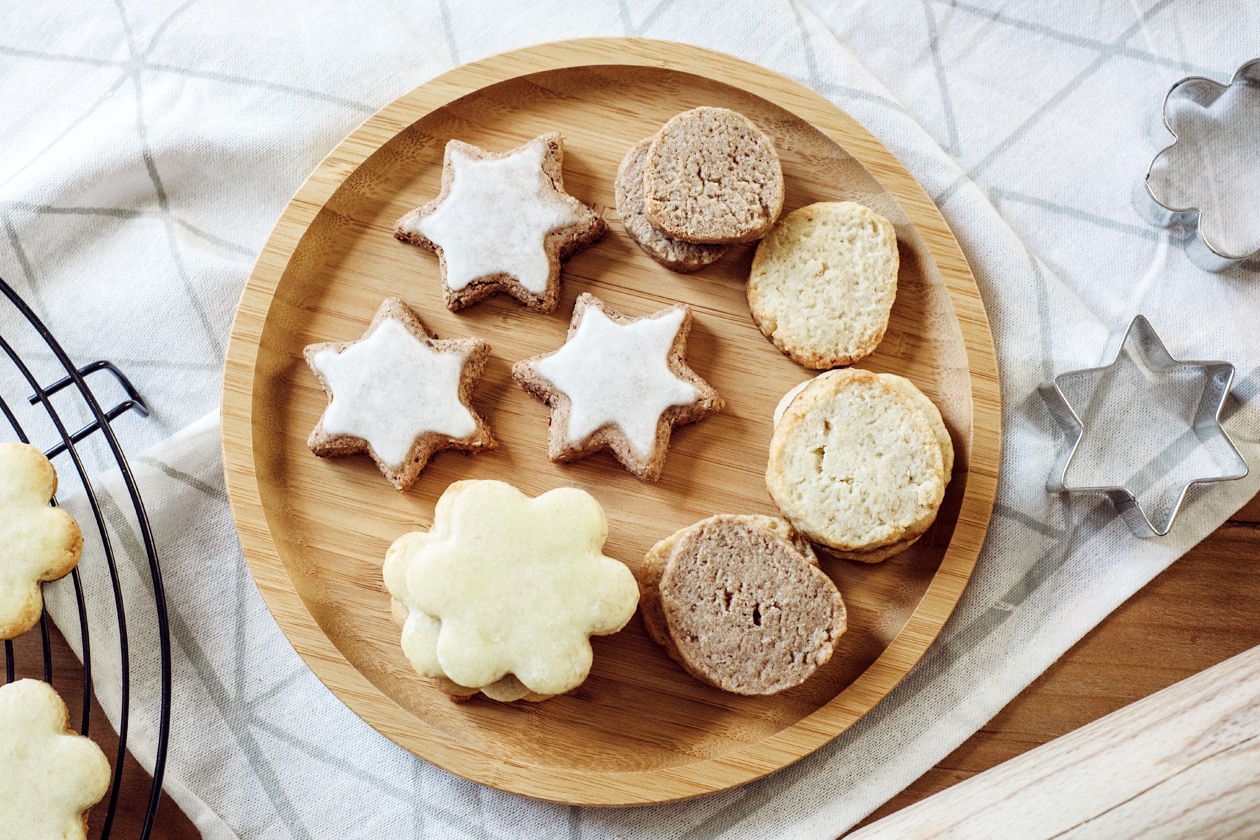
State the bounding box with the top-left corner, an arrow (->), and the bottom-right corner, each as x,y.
1042,315 -> 1248,538
1138,58 -> 1260,272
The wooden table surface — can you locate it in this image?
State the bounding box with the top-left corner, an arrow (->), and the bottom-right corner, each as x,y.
19,491 -> 1259,837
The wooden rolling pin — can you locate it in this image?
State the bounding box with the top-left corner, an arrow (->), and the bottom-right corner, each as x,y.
849,644 -> 1260,838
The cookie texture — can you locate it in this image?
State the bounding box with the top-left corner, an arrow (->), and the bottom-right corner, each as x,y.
382,480 -> 639,702
394,132 -> 606,313
305,297 -> 495,491
766,368 -> 947,556
512,292 -> 723,482
747,201 -> 899,369
638,515 -> 846,695
643,107 -> 784,244
0,679 -> 110,840
614,137 -> 727,272
0,442 -> 83,640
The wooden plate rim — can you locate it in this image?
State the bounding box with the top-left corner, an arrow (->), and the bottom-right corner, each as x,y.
220,37 -> 1002,805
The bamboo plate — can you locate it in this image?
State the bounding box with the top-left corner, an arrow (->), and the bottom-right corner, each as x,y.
221,38 -> 1000,806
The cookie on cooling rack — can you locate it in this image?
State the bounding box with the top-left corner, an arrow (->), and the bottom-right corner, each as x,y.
638,514 -> 846,695
305,297 -> 495,491
0,442 -> 84,640
394,132 -> 606,313
0,679 -> 110,840
382,479 -> 639,702
511,293 -> 723,482
748,201 -> 899,369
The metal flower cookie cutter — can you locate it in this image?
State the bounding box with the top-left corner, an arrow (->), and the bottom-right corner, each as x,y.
1042,316 -> 1248,537
1139,58 -> 1260,272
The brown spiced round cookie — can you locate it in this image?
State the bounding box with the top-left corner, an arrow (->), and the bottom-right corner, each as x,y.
615,137 -> 727,272
638,514 -> 846,695
643,107 -> 784,244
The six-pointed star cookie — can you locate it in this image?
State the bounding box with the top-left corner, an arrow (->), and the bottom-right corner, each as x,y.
512,293 -> 723,482
305,297 -> 495,491
384,479 -> 638,700
0,679 -> 110,840
394,132 -> 606,313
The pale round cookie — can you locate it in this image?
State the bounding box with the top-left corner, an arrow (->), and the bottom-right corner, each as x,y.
615,137 -> 728,272
766,368 -> 946,554
747,201 -> 899,369
638,514 -> 845,696
643,107 -> 784,244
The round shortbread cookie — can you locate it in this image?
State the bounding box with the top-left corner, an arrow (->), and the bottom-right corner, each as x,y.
766,368 -> 946,553
643,107 -> 784,244
747,201 -> 899,369
615,138 -> 727,272
638,514 -> 846,696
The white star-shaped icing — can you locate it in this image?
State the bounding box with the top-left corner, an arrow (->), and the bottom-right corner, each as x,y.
0,443 -> 82,640
383,479 -> 638,699
418,143 -> 574,295
394,133 -> 605,312
1045,315 -> 1247,536
512,293 -> 723,481
537,306 -> 696,457
305,298 -> 493,490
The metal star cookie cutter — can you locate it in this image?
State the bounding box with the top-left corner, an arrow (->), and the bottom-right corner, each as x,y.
1042,315 -> 1248,538
1139,58 -> 1260,272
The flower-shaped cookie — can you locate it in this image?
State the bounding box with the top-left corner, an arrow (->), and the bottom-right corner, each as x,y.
0,679 -> 110,840
383,479 -> 638,701
1145,59 -> 1260,269
394,132 -> 606,313
0,442 -> 84,640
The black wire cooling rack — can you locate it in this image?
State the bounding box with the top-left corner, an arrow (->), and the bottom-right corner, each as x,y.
0,275 -> 172,839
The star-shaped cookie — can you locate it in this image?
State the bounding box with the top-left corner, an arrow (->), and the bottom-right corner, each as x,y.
305,297 -> 495,491
0,442 -> 83,640
383,479 -> 638,701
394,132 -> 606,313
512,293 -> 723,482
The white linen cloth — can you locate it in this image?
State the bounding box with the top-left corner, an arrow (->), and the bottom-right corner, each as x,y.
3,2 -> 1259,837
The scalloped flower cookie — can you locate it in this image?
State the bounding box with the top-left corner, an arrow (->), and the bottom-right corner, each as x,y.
383,479 -> 638,702
305,297 -> 495,491
0,679 -> 110,840
394,132 -> 606,313
0,442 -> 83,640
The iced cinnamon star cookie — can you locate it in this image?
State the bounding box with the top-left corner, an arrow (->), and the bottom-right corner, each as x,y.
394,132 -> 606,313
383,479 -> 638,702
0,442 -> 83,640
512,293 -> 723,482
305,297 -> 495,491
0,679 -> 110,840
